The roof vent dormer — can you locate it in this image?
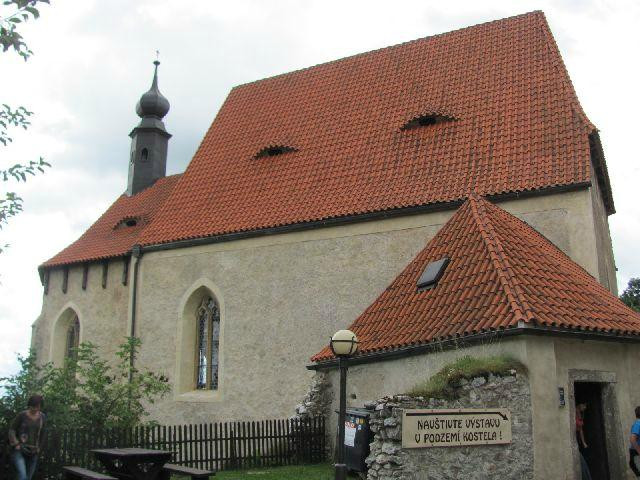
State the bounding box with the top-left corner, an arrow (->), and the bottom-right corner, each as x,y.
401,112 -> 456,131
254,145 -> 297,159
114,216 -> 145,230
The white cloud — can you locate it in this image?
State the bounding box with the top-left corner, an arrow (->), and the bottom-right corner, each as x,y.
1,0 -> 639,377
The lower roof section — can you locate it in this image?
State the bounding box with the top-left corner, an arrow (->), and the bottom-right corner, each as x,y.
311,195 -> 640,364
41,175 -> 181,269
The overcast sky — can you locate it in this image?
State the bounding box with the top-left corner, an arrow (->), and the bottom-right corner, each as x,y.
0,0 -> 639,377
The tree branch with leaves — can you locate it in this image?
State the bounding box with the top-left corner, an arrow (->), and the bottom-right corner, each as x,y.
1,0 -> 48,59
1,0 -> 51,253
620,278 -> 640,313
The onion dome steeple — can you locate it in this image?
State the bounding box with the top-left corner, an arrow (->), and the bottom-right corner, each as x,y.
135,60 -> 170,119
127,58 -> 172,196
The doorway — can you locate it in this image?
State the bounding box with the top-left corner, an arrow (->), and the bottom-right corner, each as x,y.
575,382 -> 610,480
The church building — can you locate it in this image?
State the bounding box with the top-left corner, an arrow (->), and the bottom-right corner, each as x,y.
30,11 -> 640,479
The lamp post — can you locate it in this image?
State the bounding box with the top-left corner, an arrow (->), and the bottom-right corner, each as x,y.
330,329 -> 359,480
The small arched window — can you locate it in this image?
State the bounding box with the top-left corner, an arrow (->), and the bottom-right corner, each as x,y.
195,296 -> 221,390
140,148 -> 149,162
65,314 -> 80,361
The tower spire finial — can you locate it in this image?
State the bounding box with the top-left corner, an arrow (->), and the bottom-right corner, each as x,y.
152,51 -> 160,89
135,55 -> 170,119
127,54 -> 172,196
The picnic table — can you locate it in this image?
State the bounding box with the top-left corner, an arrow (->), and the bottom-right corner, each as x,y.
91,448 -> 172,480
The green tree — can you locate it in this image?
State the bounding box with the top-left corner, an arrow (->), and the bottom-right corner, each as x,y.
0,338 -> 170,433
1,0 -> 51,252
0,349 -> 50,431
620,277 -> 640,313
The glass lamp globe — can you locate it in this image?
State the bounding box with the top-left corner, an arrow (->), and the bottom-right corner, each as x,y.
330,329 -> 359,357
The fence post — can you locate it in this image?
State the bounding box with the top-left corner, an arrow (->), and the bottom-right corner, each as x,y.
230,424 -> 238,470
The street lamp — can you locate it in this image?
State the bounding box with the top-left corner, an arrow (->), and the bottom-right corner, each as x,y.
330,329 -> 359,480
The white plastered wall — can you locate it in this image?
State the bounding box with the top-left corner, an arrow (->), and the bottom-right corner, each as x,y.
323,334 -> 640,480
31,187 -> 616,427
128,188 -> 609,425
31,260 -> 131,366
525,335 -> 640,480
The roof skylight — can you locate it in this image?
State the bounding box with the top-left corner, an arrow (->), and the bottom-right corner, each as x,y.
417,257 -> 450,290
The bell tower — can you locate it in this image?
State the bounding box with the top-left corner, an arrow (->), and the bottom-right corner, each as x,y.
127,60 -> 171,196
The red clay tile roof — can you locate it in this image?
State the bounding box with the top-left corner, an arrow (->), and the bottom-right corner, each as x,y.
311,195 -> 640,362
42,175 -> 180,267
45,11 -> 614,267
138,10 -> 612,247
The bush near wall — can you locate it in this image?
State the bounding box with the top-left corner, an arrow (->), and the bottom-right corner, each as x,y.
0,338 -> 170,434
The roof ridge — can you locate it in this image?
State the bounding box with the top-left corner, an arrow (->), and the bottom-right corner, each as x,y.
468,195 -> 535,326
233,11 -> 545,90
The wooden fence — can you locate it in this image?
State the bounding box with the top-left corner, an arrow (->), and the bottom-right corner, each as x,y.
1,416 -> 325,479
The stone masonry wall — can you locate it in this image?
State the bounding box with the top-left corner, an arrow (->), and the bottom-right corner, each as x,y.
294,371 -> 333,420
365,372 -> 533,480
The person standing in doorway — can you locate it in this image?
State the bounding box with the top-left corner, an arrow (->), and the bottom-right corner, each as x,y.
8,395 -> 45,480
629,406 -> 640,477
576,402 -> 592,480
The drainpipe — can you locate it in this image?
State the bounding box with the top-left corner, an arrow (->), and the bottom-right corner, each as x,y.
129,244 -> 143,380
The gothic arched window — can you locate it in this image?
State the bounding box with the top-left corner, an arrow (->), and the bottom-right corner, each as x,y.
65,315 -> 80,361
195,296 -> 220,390
140,148 -> 149,162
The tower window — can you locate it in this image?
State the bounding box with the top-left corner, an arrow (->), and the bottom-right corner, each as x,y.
196,296 -> 221,390
141,148 -> 149,162
255,145 -> 297,159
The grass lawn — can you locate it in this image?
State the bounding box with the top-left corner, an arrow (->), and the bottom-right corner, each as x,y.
207,463 -> 334,479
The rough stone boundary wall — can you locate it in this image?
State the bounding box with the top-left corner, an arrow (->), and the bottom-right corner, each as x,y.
294,371 -> 333,420
365,372 -> 533,480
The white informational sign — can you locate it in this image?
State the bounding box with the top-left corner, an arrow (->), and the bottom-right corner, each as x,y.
344,421 -> 356,447
402,408 -> 512,448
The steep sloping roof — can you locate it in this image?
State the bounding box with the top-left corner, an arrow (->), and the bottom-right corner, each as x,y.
42,175 -> 180,267
312,195 -> 640,362
138,10 -> 609,248
44,11 -> 614,267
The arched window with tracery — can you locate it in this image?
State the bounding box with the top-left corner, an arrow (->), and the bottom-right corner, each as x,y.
195,296 -> 220,390
65,314 -> 80,361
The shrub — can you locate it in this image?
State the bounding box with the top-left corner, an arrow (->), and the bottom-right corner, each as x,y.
0,337 -> 170,433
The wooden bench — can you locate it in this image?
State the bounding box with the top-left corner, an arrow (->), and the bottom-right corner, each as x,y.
161,463 -> 215,479
62,466 -> 117,480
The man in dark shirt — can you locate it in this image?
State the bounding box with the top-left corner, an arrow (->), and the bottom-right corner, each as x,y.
8,395 -> 45,480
